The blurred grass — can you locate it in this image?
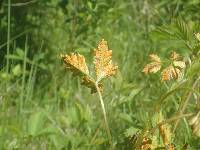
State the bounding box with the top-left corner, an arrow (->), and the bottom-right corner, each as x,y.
0,0 -> 200,149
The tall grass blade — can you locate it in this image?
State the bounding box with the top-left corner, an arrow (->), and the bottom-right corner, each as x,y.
19,35 -> 28,113
6,0 -> 11,73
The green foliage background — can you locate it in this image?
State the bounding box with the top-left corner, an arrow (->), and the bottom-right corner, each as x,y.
0,0 -> 200,149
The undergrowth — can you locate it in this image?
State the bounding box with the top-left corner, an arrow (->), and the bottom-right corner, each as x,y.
0,0 -> 200,149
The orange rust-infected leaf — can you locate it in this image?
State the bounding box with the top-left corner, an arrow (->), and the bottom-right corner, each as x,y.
170,51 -> 180,60
170,51 -> 186,69
61,53 -> 100,93
61,39 -> 117,93
189,111 -> 200,137
149,54 -> 161,63
161,66 -> 182,81
61,53 -> 89,76
93,39 -> 118,81
159,125 -> 169,145
143,62 -> 161,74
143,54 -> 161,74
166,144 -> 175,150
195,33 -> 200,42
158,124 -> 174,150
140,137 -> 152,150
161,51 -> 185,81
173,61 -> 185,69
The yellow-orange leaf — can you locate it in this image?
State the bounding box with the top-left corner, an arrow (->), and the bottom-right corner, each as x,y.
61,53 -> 103,93
143,62 -> 161,74
61,39 -> 117,93
149,54 -> 161,63
173,61 -> 186,69
170,51 -> 179,60
195,33 -> 200,42
93,39 -> 118,81
61,53 -> 89,76
143,54 -> 161,74
161,66 -> 182,81
189,111 -> 200,137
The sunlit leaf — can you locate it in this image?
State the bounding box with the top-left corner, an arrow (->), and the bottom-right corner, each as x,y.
93,39 -> 118,81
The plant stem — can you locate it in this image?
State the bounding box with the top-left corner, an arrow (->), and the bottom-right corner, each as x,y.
2,0 -> 11,148
20,35 -> 28,114
173,76 -> 200,132
90,121 -> 103,145
6,0 -> 11,73
149,113 -> 194,134
95,82 -> 114,150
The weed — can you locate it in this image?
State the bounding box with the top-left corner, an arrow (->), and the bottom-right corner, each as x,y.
61,39 -> 117,149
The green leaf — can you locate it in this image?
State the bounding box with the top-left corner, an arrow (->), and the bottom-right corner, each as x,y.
75,102 -> 83,121
36,124 -> 63,137
5,54 -> 22,61
124,127 -> 140,137
92,138 -> 105,145
27,111 -> 46,137
50,134 -> 66,149
16,48 -> 24,58
119,113 -> 133,124
186,57 -> 200,77
12,64 -> 22,76
175,19 -> 190,41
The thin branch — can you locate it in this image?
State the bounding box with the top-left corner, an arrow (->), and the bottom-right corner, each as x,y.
0,30 -> 30,50
6,0 -> 11,73
173,76 -> 200,132
4,0 -> 37,7
95,82 -> 114,150
149,113 -> 194,134
90,121 -> 103,145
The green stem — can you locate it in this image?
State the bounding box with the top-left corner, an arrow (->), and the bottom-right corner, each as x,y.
20,35 -> 28,113
2,0 -> 11,148
149,113 -> 194,135
0,30 -> 29,50
95,82 -> 114,150
173,76 -> 200,132
6,0 -> 11,73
